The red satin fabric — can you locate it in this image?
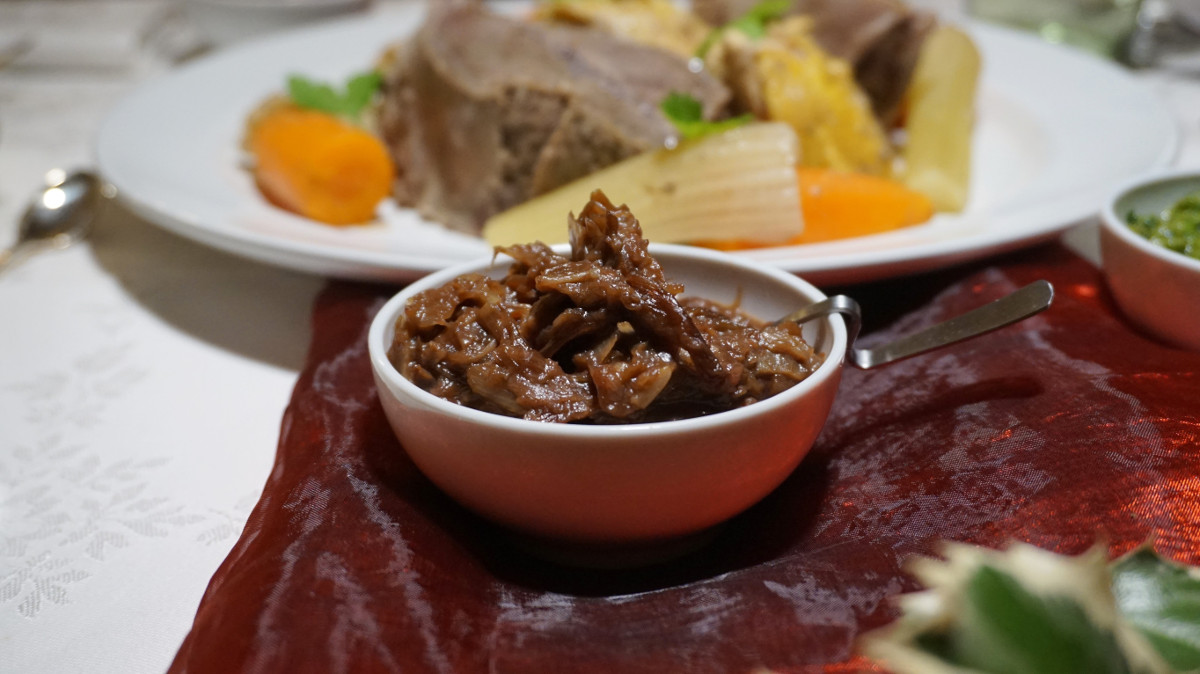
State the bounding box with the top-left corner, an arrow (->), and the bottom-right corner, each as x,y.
169,244 -> 1200,673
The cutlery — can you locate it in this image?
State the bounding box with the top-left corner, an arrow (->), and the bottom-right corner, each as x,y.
783,280 -> 1054,368
0,170 -> 110,275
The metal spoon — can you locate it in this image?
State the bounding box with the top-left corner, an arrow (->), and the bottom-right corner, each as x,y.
0,170 -> 110,275
783,280 -> 1054,369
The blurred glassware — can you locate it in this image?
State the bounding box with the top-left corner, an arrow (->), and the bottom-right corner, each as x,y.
967,0 -> 1144,61
1126,0 -> 1200,69
1179,0 -> 1200,33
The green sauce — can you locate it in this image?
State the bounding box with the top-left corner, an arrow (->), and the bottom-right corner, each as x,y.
1126,190 -> 1200,261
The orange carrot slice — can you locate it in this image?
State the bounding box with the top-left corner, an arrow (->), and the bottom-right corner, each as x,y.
248,106 -> 394,226
791,167 -> 933,244
700,168 -> 933,250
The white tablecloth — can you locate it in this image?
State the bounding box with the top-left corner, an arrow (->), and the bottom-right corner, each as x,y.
1,2 -> 1198,672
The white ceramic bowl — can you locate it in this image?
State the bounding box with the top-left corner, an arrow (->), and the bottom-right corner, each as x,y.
368,243 -> 846,548
1100,170 -> 1200,351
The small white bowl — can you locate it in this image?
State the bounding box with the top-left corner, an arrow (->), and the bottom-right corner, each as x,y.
1100,170 -> 1200,351
368,243 -> 846,549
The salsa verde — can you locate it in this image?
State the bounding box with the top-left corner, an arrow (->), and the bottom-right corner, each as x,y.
1126,190 -> 1200,261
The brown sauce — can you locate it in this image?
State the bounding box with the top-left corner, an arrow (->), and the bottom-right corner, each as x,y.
387,191 -> 822,423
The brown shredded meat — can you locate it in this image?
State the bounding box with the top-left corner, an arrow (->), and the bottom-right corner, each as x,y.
388,191 -> 822,423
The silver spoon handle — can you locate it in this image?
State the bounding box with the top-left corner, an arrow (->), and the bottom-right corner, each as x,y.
854,280 -> 1054,368
0,240 -> 42,276
782,295 -> 863,347
787,281 -> 1055,370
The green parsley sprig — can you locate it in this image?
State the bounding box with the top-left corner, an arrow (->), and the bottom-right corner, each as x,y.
286,71 -> 382,123
660,92 -> 753,141
695,0 -> 793,58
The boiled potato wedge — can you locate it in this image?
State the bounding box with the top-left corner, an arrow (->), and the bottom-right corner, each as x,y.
901,25 -> 981,212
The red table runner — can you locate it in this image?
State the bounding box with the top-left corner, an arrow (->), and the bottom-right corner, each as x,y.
169,244 -> 1200,673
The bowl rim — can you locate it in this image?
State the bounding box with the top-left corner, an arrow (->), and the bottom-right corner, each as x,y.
367,242 -> 848,438
1101,168 -> 1200,274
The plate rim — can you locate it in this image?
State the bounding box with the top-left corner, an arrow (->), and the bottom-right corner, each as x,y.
95,4 -> 1181,285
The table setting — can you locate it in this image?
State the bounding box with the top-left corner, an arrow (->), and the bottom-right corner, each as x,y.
3,0 -> 1200,672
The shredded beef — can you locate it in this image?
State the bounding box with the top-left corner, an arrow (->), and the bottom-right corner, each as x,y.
387,191 -> 821,423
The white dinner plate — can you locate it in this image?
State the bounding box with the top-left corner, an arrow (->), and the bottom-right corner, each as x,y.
95,3 -> 1179,285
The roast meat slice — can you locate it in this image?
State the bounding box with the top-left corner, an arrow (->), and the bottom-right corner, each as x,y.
377,3 -> 730,233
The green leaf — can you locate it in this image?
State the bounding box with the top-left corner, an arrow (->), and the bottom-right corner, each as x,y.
661,91 -> 704,125
660,92 -> 753,141
343,71 -> 383,114
287,75 -> 343,113
1113,548 -> 1200,670
696,0 -> 792,57
286,71 -> 382,120
732,0 -> 792,37
947,564 -> 1135,674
